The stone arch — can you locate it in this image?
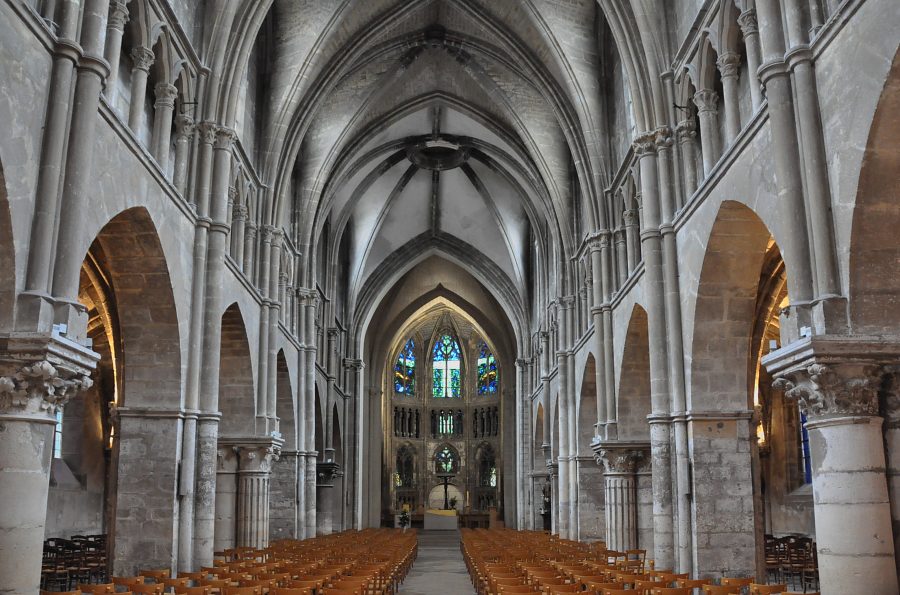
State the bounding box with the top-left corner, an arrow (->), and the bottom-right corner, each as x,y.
314,387 -> 324,457
849,47 -> 900,336
0,157 -> 12,332
618,305 -> 651,440
275,350 -> 295,450
219,303 -> 256,435
89,207 -> 182,409
690,200 -> 777,411
576,353 -> 598,454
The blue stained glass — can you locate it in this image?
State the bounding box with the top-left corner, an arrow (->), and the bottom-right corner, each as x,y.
394,339 -> 416,395
432,369 -> 444,398
477,341 -> 498,395
432,333 -> 461,398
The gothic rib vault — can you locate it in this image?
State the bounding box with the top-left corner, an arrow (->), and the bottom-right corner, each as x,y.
0,1 -> 899,594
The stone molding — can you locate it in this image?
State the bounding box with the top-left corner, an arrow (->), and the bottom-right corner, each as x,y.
343,358 -> 364,370
773,362 -> 881,419
676,119 -> 697,142
197,121 -> 217,145
108,1 -> 129,31
174,114 -> 194,141
214,127 -> 236,151
654,126 -> 674,150
218,436 -> 284,474
737,8 -> 758,37
632,132 -> 657,157
153,83 -> 178,107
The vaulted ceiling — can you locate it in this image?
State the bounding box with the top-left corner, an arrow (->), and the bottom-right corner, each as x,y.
239,0 -> 623,346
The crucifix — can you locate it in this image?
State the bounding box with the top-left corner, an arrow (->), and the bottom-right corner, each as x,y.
436,471 -> 455,510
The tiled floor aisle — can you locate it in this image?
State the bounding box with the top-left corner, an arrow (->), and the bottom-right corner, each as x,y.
400,530 -> 474,595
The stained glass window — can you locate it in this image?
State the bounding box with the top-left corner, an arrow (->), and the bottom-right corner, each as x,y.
435,446 -> 457,473
477,341 -> 498,395
432,333 -> 461,398
394,339 -> 416,395
53,409 -> 63,459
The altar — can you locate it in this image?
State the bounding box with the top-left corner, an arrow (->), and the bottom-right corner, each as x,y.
424,508 -> 459,530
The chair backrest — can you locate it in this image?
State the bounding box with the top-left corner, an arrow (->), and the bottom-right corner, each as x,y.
131,583 -> 164,594
601,589 -> 632,595
40,591 -> 80,595
721,578 -> 754,587
676,579 -> 711,588
702,587 -> 740,595
78,583 -> 116,594
173,586 -> 212,595
270,589 -> 313,595
750,586 -> 787,595
222,587 -> 262,595
650,589 -> 693,595
113,577 -> 146,587
140,569 -> 170,582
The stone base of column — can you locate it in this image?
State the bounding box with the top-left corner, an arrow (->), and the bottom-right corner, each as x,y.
112,408 -> 183,576
575,456 -> 605,541
681,410 -> 756,580
270,450 -> 299,541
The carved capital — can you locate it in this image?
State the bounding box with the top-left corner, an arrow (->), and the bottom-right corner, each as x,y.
738,9 -> 759,38
717,51 -> 742,79
214,127 -> 236,151
130,46 -> 155,72
227,186 -> 238,206
676,118 -> 697,143
153,83 -> 178,108
197,121 -> 217,146
238,442 -> 281,473
773,363 -> 882,419
108,1 -> 129,31
174,115 -> 194,141
693,89 -> 720,114
558,295 -> 576,309
343,358 -> 364,371
596,447 -> 645,474
0,360 -> 93,417
632,132 -> 657,157
623,209 -> 638,227
586,230 -> 611,252
654,126 -> 674,150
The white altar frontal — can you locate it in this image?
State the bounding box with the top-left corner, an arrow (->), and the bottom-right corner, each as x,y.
424,509 -> 459,530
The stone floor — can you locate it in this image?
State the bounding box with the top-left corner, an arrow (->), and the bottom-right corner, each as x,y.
400,530 -> 474,594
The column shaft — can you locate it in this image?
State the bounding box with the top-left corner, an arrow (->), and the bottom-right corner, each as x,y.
127,46 -> 153,132
151,83 -> 177,173
739,9 -> 764,110
693,90 -> 721,176
102,1 -> 128,103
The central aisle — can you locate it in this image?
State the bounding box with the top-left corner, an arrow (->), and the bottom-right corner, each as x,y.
401,530 -> 474,594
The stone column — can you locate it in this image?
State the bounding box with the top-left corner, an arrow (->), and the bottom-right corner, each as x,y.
883,376 -> 900,578
243,222 -> 257,276
20,7 -> 80,321
103,1 -> 128,104
127,46 -> 154,132
555,308 -> 571,539
635,456 -> 654,553
194,127 -> 236,568
595,443 -> 647,552
675,119 -> 698,197
614,228 -> 628,287
316,462 -> 340,535
51,0 -> 111,322
255,227 -> 273,430
634,133 -> 675,569
236,441 -> 281,549
717,51 -> 742,145
265,231 -> 283,432
302,291 -> 319,538
213,445 -> 239,553
324,328 -> 339,462
0,339 -> 96,594
172,115 -> 194,197
589,241 -> 608,433
756,0 -> 814,305
738,9 -> 764,111
623,210 -> 639,273
767,359 -> 899,595
576,455 -> 606,541
151,83 -> 178,173
692,90 -> 721,176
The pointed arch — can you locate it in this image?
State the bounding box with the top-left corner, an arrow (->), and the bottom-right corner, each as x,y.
275,350 -> 295,450
577,353 -> 598,454
430,328 -> 463,399
618,305 -> 651,440
219,303 -> 256,435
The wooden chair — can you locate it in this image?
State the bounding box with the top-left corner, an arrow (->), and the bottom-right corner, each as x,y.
270,589 -> 312,595
131,584 -> 165,594
750,586 -> 787,595
221,588 -> 261,595
497,586 -> 536,594
675,579 -> 711,589
78,583 -> 116,594
649,589 -> 693,595
720,578 -> 753,588
140,570 -> 170,583
545,585 -> 579,594
40,591 -> 80,595
600,589 -> 632,595
701,587 -> 740,595
173,587 -> 212,595
163,577 -> 191,591
114,577 -> 147,589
